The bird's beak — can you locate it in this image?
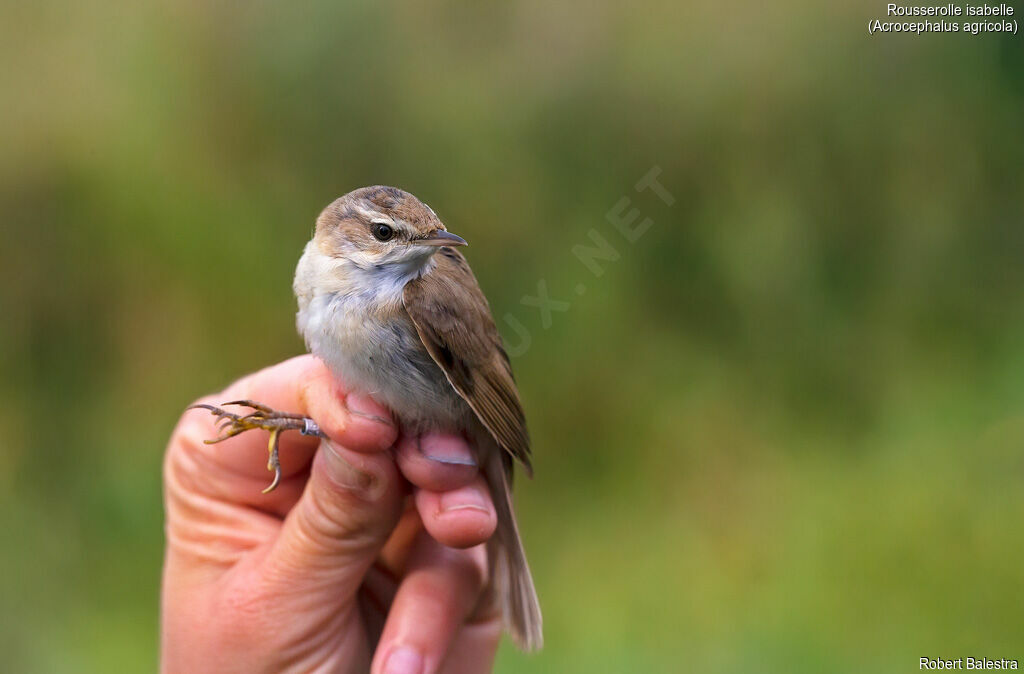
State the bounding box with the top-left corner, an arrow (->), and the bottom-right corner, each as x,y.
417,230 -> 468,247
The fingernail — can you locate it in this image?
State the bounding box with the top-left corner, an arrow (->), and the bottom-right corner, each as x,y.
383,646 -> 423,674
440,484 -> 490,515
321,441 -> 375,492
419,433 -> 476,467
345,393 -> 393,427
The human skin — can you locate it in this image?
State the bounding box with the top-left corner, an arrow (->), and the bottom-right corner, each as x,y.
162,355 -> 503,673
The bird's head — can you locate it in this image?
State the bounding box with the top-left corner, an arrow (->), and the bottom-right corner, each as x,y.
314,186 -> 466,273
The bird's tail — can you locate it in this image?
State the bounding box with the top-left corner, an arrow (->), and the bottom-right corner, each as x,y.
482,453 -> 543,651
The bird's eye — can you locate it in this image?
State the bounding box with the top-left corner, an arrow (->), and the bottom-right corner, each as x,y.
371,223 -> 394,241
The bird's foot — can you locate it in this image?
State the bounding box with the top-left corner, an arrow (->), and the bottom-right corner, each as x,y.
187,399 -> 326,493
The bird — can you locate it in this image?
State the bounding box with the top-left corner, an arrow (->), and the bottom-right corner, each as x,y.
190,185 -> 542,651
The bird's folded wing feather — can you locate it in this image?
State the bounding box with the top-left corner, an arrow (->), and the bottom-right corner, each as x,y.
403,248 -> 532,475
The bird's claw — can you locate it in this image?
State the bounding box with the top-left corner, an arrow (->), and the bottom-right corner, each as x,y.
187,400 -> 325,493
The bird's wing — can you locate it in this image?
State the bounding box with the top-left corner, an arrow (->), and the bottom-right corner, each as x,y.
403,248 -> 532,475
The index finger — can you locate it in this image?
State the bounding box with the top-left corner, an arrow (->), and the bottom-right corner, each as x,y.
173,355 -> 398,500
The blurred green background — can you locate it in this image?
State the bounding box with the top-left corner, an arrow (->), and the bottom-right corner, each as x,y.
3,1 -> 1024,671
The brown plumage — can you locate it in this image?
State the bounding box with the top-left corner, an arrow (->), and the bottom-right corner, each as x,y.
404,248 -> 533,475
293,186 -> 543,650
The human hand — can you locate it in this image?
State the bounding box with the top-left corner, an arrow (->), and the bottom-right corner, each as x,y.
162,356 -> 502,673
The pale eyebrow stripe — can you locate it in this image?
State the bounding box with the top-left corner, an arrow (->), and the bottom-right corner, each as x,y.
353,205 -> 392,223
354,204 -> 416,237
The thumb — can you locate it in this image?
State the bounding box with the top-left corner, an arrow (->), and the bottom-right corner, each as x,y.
253,439 -> 406,603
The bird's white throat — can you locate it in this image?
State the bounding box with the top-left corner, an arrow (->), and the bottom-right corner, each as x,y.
294,239 -> 437,310
292,239 -> 464,429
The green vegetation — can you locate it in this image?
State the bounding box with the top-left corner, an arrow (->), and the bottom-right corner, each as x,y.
2,1 -> 1023,671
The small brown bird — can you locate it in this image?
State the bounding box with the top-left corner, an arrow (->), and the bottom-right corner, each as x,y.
193,186 -> 542,651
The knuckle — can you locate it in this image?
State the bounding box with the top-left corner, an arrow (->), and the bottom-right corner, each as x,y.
303,480 -> 375,542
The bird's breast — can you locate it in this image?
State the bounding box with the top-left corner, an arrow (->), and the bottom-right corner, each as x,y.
295,269 -> 468,430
